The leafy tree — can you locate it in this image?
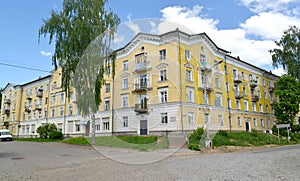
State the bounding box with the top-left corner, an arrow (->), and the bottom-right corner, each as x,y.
269,26 -> 300,80
38,0 -> 120,144
37,123 -> 58,139
273,75 -> 300,124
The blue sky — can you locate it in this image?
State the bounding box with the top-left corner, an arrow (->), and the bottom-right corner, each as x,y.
1,0 -> 300,88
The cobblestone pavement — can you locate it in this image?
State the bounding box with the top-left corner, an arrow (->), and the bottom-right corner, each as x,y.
1,141 -> 300,181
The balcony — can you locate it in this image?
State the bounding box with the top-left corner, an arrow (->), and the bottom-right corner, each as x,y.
251,95 -> 259,102
250,80 -> 258,88
134,103 -> 148,114
198,83 -> 214,92
4,108 -> 10,114
35,104 -> 42,110
36,89 -> 43,98
26,94 -> 32,100
268,86 -> 274,93
25,106 -> 31,112
270,100 -> 275,106
234,91 -> 244,99
4,99 -> 11,104
132,83 -> 148,93
233,75 -> 243,84
198,63 -> 212,72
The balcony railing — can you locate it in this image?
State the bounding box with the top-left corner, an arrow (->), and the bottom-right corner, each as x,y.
25,106 -> 31,112
134,103 -> 148,113
198,62 -> 212,72
134,61 -> 150,72
250,80 -> 258,88
198,82 -> 214,92
133,83 -> 148,93
26,94 -> 32,100
36,90 -> 43,98
233,75 -> 243,84
4,99 -> 11,104
251,95 -> 259,102
4,107 -> 10,114
234,91 -> 244,99
35,104 -> 42,110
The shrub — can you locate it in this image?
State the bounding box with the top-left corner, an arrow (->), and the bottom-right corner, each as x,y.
188,143 -> 200,151
272,125 -> 288,136
36,123 -> 58,139
251,129 -> 259,137
49,130 -> 64,140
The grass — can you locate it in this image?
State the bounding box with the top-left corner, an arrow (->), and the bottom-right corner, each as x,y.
63,135 -> 168,151
212,130 -> 290,147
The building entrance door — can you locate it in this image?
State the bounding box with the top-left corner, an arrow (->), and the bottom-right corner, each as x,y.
140,120 -> 147,135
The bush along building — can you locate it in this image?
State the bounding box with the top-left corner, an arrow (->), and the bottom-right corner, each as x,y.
1,30 -> 280,137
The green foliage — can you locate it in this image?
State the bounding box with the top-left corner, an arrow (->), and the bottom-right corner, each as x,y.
38,0 -> 120,116
273,75 -> 300,124
290,133 -> 300,142
188,143 -> 200,151
272,125 -> 288,136
63,137 -> 90,145
49,130 -> 64,140
291,124 -> 300,132
188,127 -> 204,144
14,137 -> 59,142
36,123 -> 58,139
270,25 -> 300,80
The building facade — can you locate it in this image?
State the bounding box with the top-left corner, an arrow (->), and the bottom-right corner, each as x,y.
1,30 -> 280,137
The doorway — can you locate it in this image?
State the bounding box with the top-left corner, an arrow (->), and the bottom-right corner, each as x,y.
140,120 -> 147,135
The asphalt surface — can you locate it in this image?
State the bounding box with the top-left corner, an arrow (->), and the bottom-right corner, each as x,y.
1,141 -> 300,180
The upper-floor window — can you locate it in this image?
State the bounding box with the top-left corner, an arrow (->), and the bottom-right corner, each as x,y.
69,105 -> 73,116
106,65 -> 110,75
123,60 -> 128,71
105,83 -> 110,93
104,98 -> 110,110
185,50 -> 190,61
60,93 -> 65,102
200,54 -> 206,62
159,89 -> 168,103
186,70 -> 192,82
215,78 -> 221,89
122,78 -> 129,89
236,100 -> 241,109
52,82 -> 57,89
189,112 -> 194,124
186,87 -> 194,103
160,70 -> 167,81
159,49 -> 166,60
244,100 -> 249,111
121,95 -> 129,107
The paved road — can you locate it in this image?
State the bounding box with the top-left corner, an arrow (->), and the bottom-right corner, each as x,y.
1,141 -> 300,180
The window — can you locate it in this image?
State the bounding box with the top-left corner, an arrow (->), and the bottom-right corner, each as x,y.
159,49 -> 166,60
123,116 -> 128,127
95,124 -> 100,131
226,82 -> 229,91
215,93 -> 222,107
103,121 -> 110,130
121,95 -> 128,107
236,100 -> 241,109
106,65 -> 110,75
243,87 -> 246,96
38,111 -> 42,119
259,104 -> 263,113
253,118 -> 257,127
60,93 -> 65,102
186,70 -> 192,82
200,54 -> 206,62
215,78 -> 220,89
28,113 -> 31,120
31,124 -> 35,133
45,97 -> 48,104
69,105 -> 73,116
105,83 -> 110,93
46,84 -> 49,91
75,121 -> 80,132
185,50 -> 190,60
160,70 -> 167,81
204,113 -> 209,124
188,112 -> 194,124
159,89 -> 168,103
244,100 -> 249,111
51,109 -> 55,117
252,102 -> 257,112
267,120 -> 270,127
44,109 -> 47,118
261,119 -> 265,127
52,82 -> 57,89
57,123 -> 63,132
52,95 -> 56,103
218,115 -> 223,126
241,72 -> 244,80
12,114 -> 15,121
266,105 -> 269,113
122,78 -> 128,89
161,113 -> 168,124
227,98 -> 232,108
104,98 -> 110,110
224,65 -> 228,74
60,107 -> 64,116
123,60 -> 128,71
186,87 -> 194,102
237,117 -> 242,126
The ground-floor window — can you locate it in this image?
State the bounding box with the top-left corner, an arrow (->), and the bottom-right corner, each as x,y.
237,117 -> 242,126
75,121 -> 80,132
31,124 -> 35,134
103,122 -> 110,130
123,116 -> 128,127
95,124 -> 100,131
161,113 -> 168,124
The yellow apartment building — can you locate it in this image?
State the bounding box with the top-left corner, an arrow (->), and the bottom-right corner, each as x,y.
1,30 -> 283,137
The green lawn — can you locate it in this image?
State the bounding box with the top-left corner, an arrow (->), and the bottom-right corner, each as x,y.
14,137 -> 60,142
63,135 -> 168,151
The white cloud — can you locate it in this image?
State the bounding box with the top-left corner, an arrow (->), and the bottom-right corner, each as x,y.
240,12 -> 300,40
125,14 -> 140,35
113,33 -> 124,44
272,67 -> 287,76
159,4 -> 300,70
40,50 -> 52,57
239,0 -> 298,14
